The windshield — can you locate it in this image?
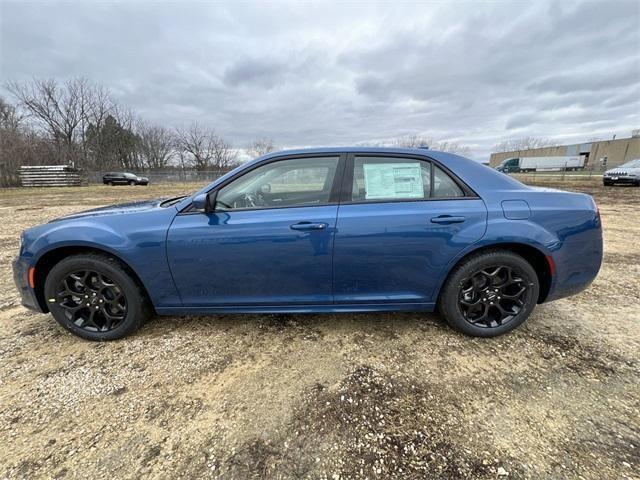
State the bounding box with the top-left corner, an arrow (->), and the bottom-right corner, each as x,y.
619,159 -> 640,168
124,173 -> 138,179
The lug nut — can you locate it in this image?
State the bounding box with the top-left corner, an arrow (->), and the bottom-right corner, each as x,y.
86,303 -> 90,306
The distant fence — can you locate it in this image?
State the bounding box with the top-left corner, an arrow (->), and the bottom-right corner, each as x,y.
1,168 -> 231,188
85,169 -> 229,184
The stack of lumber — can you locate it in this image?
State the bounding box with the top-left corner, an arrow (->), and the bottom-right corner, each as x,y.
19,165 -> 82,187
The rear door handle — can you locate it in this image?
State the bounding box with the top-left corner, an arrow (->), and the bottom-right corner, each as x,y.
290,222 -> 328,231
430,215 -> 466,224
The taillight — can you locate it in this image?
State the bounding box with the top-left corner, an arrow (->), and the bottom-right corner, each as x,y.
545,254 -> 556,277
590,196 -> 600,224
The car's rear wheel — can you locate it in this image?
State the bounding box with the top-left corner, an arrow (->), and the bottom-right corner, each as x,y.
129,180 -> 135,185
44,253 -> 150,340
438,250 -> 539,337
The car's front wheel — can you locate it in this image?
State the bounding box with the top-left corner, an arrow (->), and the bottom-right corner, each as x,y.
44,253 -> 150,340
438,250 -> 539,337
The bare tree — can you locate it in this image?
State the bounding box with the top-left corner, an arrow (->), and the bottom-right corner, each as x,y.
389,135 -> 471,156
492,137 -> 555,153
0,96 -> 57,187
433,140 -> 471,157
80,83 -> 116,164
390,134 -> 431,148
0,96 -> 23,130
6,77 -> 120,166
174,123 -> 237,170
137,122 -> 175,169
0,96 -> 24,186
7,78 -> 85,147
246,137 -> 276,158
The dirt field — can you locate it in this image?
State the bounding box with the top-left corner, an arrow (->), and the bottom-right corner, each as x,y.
0,178 -> 638,480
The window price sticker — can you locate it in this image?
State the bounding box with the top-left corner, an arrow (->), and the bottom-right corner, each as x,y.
363,163 -> 424,200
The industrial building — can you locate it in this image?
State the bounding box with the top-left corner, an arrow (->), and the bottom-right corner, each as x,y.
489,132 -> 640,170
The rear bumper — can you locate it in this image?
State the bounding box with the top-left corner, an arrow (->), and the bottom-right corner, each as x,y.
544,226 -> 603,303
12,256 -> 44,312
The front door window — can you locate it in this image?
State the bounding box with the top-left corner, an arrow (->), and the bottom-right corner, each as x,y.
215,156 -> 340,210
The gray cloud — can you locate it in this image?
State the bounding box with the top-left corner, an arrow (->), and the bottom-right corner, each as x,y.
223,58 -> 284,88
1,0 -> 638,161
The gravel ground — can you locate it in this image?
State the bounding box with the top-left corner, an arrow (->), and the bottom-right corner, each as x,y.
0,178 -> 638,480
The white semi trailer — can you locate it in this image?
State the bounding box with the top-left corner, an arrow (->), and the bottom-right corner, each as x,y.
496,156 -> 585,173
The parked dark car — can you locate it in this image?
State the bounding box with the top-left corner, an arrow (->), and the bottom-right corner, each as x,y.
14,148 -> 602,341
102,172 -> 149,186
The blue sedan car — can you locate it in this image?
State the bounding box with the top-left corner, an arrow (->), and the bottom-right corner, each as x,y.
13,148 -> 603,340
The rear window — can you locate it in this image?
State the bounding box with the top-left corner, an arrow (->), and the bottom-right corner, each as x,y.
432,166 -> 464,198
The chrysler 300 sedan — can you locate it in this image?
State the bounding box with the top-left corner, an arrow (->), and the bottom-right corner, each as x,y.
13,148 -> 603,340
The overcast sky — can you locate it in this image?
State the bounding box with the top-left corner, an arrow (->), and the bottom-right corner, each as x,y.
1,0 -> 639,160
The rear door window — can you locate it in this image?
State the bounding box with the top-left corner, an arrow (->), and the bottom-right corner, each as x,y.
351,156 -> 431,202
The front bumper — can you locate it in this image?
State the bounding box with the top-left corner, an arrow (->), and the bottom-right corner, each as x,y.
12,256 -> 44,312
603,176 -> 638,184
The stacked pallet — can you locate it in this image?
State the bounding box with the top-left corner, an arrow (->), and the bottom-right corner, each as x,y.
19,165 -> 82,187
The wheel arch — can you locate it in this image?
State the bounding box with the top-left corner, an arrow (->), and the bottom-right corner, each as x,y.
33,245 -> 152,313
437,242 -> 553,305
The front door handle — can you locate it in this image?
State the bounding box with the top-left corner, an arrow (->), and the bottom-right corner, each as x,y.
290,222 -> 328,231
430,215 -> 466,224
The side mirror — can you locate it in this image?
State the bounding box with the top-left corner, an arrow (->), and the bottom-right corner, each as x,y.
192,192 -> 216,212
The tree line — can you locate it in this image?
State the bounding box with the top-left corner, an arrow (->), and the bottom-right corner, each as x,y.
1,77 -> 554,188
0,78 -> 278,187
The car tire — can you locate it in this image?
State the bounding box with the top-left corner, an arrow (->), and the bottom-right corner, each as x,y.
129,180 -> 135,186
44,253 -> 151,341
438,250 -> 539,337
107,181 -> 114,186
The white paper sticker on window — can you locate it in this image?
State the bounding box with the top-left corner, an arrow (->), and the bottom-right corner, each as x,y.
363,163 -> 424,200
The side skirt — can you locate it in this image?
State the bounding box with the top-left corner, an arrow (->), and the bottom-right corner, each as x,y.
155,302 -> 436,316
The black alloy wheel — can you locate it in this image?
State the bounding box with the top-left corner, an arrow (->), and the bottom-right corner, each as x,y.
438,250 -> 539,337
44,253 -> 150,340
55,270 -> 127,332
458,265 -> 527,328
